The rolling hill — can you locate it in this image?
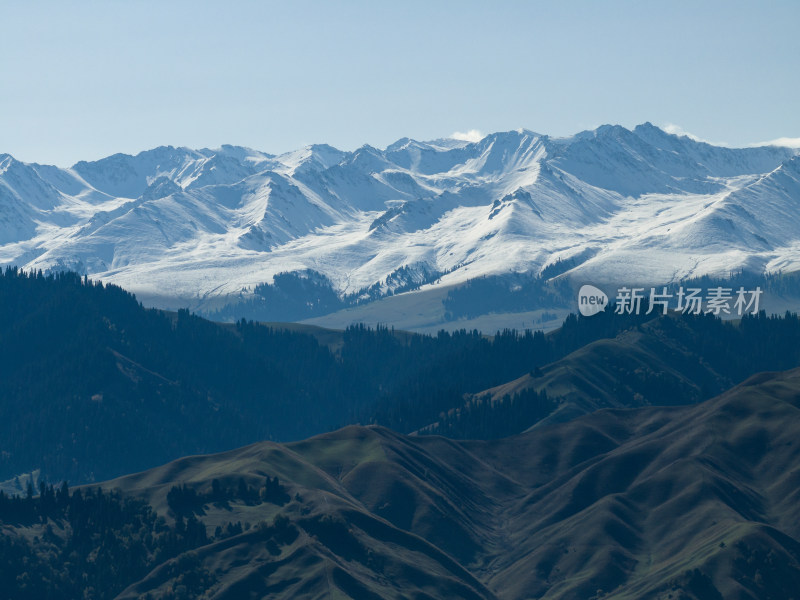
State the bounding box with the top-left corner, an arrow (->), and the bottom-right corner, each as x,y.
4,367 -> 800,598
3,268 -> 800,487
420,308 -> 800,438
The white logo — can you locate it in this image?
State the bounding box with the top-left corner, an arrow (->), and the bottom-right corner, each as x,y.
613,286 -> 762,316
578,285 -> 608,317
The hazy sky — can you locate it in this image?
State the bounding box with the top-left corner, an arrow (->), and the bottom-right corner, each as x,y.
2,0 -> 798,166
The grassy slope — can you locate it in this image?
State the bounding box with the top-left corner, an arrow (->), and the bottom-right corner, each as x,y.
6,367 -> 795,599
428,313 -> 740,434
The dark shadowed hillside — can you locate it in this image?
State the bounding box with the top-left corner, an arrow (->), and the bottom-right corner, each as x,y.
423,310 -> 800,438
3,268 -> 800,486
0,268 -> 647,484
3,367 -> 800,598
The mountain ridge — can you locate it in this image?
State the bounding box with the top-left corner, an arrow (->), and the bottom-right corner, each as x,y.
5,366 -> 800,598
6,267 -> 800,486
2,124 -> 799,329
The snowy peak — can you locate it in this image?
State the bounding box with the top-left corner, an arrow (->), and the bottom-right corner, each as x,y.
178,153 -> 262,190
384,137 -> 471,176
71,145 -> 276,199
0,155 -> 67,244
204,144 -> 274,164
380,129 -> 548,180
0,154 -> 64,211
547,123 -> 795,197
631,122 -> 796,177
275,144 -> 347,176
469,129 -> 546,177
72,146 -> 203,198
1,124 -> 799,320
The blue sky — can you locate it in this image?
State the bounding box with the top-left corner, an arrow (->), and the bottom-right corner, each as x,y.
1,0 -> 798,166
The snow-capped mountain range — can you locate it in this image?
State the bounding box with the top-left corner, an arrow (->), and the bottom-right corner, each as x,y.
1,123 -> 799,327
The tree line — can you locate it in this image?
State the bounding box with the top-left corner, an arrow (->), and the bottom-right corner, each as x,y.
2,267 -> 800,485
